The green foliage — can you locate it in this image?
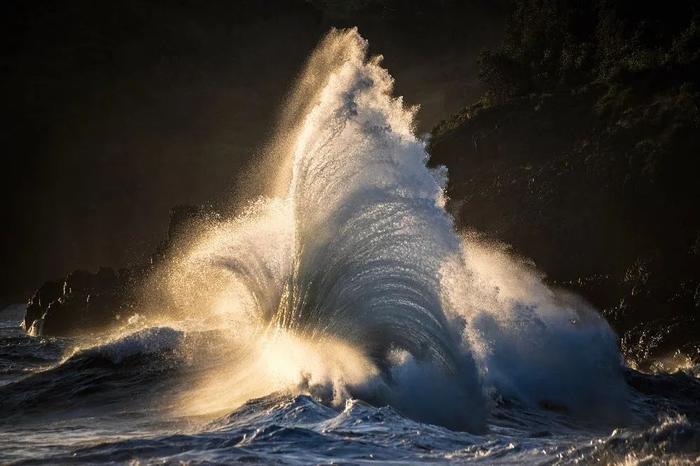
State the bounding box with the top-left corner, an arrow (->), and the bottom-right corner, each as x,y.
431,0 -> 700,363
478,50 -> 530,103
479,0 -> 700,99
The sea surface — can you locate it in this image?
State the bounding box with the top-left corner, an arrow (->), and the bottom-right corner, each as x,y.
1,305 -> 699,465
3,29 -> 700,465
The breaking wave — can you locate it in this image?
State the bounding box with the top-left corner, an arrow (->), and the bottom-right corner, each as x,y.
149,28 -> 629,432
5,28 -> 700,465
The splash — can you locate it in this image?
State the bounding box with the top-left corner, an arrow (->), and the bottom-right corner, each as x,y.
154,28 -> 628,432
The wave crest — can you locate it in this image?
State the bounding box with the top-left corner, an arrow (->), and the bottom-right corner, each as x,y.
150,29 -> 628,432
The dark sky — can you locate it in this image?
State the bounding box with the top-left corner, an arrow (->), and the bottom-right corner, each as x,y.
0,0 -> 506,304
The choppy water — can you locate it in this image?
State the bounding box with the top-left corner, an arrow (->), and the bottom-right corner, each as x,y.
1,306 -> 699,465
2,29 -> 700,464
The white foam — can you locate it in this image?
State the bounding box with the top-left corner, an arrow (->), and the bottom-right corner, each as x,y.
91,327 -> 183,364
158,28 -> 628,431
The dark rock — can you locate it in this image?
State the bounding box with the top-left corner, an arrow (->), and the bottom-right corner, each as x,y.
24,205 -> 220,336
63,270 -> 95,296
429,0 -> 700,366
150,204 -> 220,265
42,299 -> 83,336
23,281 -> 62,331
27,268 -> 126,337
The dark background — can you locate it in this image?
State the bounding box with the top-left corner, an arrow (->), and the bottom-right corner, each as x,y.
1,0 -> 507,305
5,0 -> 699,364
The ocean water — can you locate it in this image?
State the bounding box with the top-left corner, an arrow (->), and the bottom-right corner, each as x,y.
2,29 -> 699,464
1,307 -> 698,465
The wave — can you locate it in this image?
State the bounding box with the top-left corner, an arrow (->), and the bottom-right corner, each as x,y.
565,414 -> 700,464
0,327 -> 186,418
3,26 -> 700,466
137,28 -> 635,432
23,389 -> 699,466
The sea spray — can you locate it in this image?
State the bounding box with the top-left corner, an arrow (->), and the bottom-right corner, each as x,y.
278,32 -> 469,371
443,235 -> 630,422
159,28 -> 628,431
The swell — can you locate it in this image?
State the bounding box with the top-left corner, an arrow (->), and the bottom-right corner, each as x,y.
15,385 -> 700,465
0,327 -> 184,418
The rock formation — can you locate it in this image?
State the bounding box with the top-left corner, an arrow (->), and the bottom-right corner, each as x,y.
429,0 -> 700,368
23,205 -> 219,336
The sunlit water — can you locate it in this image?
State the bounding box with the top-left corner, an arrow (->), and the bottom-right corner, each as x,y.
1,30 -> 699,464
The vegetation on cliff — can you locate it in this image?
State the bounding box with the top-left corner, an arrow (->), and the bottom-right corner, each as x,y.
430,0 -> 700,368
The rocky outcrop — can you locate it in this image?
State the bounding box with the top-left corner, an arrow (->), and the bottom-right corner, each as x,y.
429,0 -> 700,368
23,267 -> 144,336
23,205 -> 219,336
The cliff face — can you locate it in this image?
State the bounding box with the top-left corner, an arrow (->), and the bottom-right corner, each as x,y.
429,0 -> 700,367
